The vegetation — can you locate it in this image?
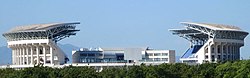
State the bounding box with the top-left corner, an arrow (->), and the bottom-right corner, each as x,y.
1,60 -> 250,78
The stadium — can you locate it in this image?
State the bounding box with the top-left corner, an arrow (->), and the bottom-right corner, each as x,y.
170,22 -> 248,64
1,22 -> 175,69
2,22 -> 80,67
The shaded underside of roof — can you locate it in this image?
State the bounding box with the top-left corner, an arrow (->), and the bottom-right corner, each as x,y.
170,29 -> 200,34
169,29 -> 208,39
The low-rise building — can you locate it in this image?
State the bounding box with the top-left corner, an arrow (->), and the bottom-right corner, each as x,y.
72,47 -> 175,65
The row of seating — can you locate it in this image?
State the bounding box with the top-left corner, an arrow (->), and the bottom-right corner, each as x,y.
181,45 -> 203,58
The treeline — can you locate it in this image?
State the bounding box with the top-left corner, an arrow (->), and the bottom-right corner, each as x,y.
1,60 -> 250,78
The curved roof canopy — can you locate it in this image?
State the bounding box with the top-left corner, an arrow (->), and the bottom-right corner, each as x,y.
7,22 -> 80,33
3,22 -> 80,42
181,22 -> 245,32
169,22 -> 248,41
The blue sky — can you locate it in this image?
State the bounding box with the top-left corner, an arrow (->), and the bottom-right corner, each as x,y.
1,0 -> 250,58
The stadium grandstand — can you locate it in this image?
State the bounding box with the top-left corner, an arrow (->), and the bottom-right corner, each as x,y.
2,22 -> 80,67
170,22 -> 248,64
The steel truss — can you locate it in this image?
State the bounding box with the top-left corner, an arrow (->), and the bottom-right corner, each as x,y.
170,22 -> 248,45
3,22 -> 80,43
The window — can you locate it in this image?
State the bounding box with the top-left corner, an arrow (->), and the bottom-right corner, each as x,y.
205,48 -> 208,53
162,53 -> 168,56
154,58 -> 161,61
218,46 -> 221,53
154,53 -> 161,56
33,50 -> 36,55
228,46 -> 231,54
80,54 -> 87,56
212,55 -> 215,61
223,55 -> 226,58
148,53 -> 153,56
148,58 -> 153,61
98,54 -> 103,56
88,54 -> 95,56
218,55 -> 221,59
212,47 -> 215,53
39,49 -> 43,54
162,58 -> 168,61
205,55 -> 208,59
223,46 -> 226,53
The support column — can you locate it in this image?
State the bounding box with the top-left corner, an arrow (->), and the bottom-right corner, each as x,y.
18,48 -> 20,65
31,46 -> 33,65
20,47 -> 22,65
20,48 -> 22,65
19,48 -> 21,65
17,48 -> 20,65
15,48 -> 17,65
36,46 -> 39,65
214,43 -> 218,62
224,44 -> 227,61
235,46 -> 238,59
219,43 -> 222,61
12,48 -> 15,65
237,45 -> 240,59
231,45 -> 234,60
228,45 -> 231,60
26,47 -> 29,65
50,46 -> 53,64
236,45 -> 239,59
43,46 -> 46,64
14,48 -> 17,64
22,47 -> 25,65
21,47 -> 24,65
233,45 -> 235,60
221,43 -> 224,62
208,43 -> 211,62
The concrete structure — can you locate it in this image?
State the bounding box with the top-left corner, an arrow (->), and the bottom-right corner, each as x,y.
170,22 -> 248,64
2,22 -> 80,65
72,47 -> 175,64
0,47 -> 175,69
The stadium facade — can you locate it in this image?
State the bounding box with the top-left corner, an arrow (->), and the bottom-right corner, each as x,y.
2,22 -> 80,66
1,22 -> 175,68
72,47 -> 175,64
170,22 -> 248,64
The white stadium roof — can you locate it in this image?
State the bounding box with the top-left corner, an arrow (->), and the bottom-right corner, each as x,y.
7,22 -> 80,33
181,22 -> 243,31
169,22 -> 248,41
3,22 -> 80,42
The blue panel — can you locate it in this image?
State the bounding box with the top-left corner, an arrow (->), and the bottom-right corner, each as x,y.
181,48 -> 193,58
181,45 -> 203,58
